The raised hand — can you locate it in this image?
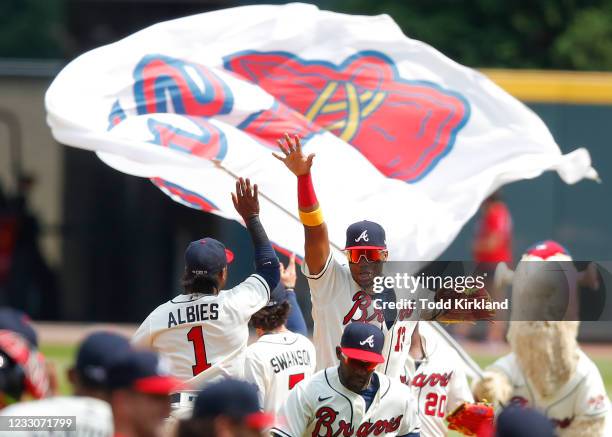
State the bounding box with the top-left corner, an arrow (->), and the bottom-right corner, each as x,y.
231,177 -> 259,221
280,253 -> 297,288
273,133 -> 315,176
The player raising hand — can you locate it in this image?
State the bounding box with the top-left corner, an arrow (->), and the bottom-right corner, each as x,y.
274,134 -> 418,378
132,177 -> 280,417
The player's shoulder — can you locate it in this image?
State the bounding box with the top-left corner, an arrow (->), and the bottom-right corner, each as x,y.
301,252 -> 350,280
149,293 -> 195,312
227,273 -> 270,295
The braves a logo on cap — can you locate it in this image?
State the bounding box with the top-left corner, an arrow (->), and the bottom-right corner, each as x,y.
355,230 -> 369,243
359,335 -> 375,348
224,50 -> 470,182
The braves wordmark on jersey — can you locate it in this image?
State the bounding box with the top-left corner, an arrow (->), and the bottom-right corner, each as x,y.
272,367 -> 421,437
132,274 -> 270,386
244,331 -> 316,413
402,322 -> 473,437
489,351 -> 610,430
303,253 -> 429,378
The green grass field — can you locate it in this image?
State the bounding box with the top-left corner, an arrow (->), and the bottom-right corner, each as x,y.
41,343 -> 612,397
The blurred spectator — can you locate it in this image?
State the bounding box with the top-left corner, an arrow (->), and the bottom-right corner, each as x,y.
1,175 -> 60,319
457,191 -> 513,343
177,378 -> 273,437
107,349 -> 182,437
472,191 -> 513,265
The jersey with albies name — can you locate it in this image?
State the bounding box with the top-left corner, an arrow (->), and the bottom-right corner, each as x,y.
272,367 -> 421,437
402,322 -> 474,437
244,331 -> 316,413
489,351 -> 610,430
0,396 -> 113,437
302,253 -> 429,378
132,274 -> 270,386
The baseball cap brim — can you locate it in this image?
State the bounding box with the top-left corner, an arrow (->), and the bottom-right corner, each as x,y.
245,412 -> 275,430
344,245 -> 386,250
133,375 -> 185,395
341,347 -> 385,364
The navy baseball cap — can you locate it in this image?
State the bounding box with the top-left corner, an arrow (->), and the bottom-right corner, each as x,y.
75,331 -> 132,387
185,237 -> 234,276
193,378 -> 274,430
494,405 -> 555,437
0,307 -> 38,347
265,283 -> 289,307
107,349 -> 183,395
340,322 -> 385,364
344,220 -> 386,250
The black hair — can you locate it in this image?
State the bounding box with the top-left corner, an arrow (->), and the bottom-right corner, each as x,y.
250,301 -> 291,332
182,270 -> 221,295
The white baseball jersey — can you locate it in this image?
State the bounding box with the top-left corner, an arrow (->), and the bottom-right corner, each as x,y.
272,367 -> 421,437
244,331 -> 316,413
132,274 -> 270,386
489,350 -> 610,431
0,396 -> 113,437
402,322 -> 474,437
303,253 -> 427,378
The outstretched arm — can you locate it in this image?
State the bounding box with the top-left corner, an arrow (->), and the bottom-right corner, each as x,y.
273,134 -> 330,275
232,177 -> 280,291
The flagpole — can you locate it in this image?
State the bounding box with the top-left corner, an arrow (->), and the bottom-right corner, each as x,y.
212,160 -> 344,252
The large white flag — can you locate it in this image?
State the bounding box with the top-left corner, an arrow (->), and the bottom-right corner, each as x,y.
45,3 -> 597,261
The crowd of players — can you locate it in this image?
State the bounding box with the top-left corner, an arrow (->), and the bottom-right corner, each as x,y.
0,134 -> 608,436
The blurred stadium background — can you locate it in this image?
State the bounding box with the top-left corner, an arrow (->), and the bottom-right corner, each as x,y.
1,0 -> 612,396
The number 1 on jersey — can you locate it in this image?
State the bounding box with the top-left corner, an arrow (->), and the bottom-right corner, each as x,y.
187,326 -> 211,376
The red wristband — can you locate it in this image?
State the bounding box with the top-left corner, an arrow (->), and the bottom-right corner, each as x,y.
298,173 -> 318,210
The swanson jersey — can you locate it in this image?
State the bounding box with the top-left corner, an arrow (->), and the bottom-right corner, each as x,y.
402,322 -> 473,437
132,274 -> 270,386
0,396 -> 113,437
272,367 -> 421,437
302,253 -> 427,378
244,331 -> 316,413
489,350 -> 610,431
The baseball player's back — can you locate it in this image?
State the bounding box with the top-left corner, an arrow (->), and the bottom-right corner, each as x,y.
133,178 -> 280,392
403,322 -> 473,437
244,330 -> 316,413
133,273 -> 270,385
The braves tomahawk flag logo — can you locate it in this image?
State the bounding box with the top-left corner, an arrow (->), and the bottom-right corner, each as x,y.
224,50 -> 470,183
359,335 -> 375,348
